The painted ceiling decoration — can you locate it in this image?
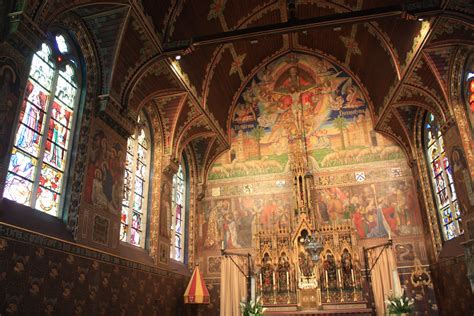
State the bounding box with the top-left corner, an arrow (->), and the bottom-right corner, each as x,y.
11,0 -> 473,184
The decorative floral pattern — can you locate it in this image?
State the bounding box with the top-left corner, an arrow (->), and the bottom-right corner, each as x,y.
0,225 -> 189,315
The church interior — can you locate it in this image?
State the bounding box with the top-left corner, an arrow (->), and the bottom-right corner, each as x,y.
0,0 -> 473,315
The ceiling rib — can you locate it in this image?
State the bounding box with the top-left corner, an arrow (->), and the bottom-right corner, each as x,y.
163,4 -> 441,53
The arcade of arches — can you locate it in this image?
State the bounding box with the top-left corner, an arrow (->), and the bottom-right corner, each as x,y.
0,0 -> 473,315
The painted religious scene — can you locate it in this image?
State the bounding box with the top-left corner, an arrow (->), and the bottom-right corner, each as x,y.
204,53 -> 421,245
200,53 -> 427,309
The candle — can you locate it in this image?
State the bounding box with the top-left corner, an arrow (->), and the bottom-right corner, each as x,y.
260,272 -> 263,287
273,271 -> 276,288
388,230 -> 392,240
351,268 -> 355,284
286,271 -> 289,288
251,277 -> 256,301
325,270 -> 329,285
337,269 -> 341,286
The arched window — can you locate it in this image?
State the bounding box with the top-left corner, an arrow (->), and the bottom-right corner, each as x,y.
120,112 -> 151,247
171,160 -> 187,262
424,113 -> 462,240
3,33 -> 81,217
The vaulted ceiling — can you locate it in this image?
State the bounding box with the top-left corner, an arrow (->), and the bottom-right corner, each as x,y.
22,0 -> 474,181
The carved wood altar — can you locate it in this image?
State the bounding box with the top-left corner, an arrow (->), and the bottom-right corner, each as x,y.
254,134 -> 366,311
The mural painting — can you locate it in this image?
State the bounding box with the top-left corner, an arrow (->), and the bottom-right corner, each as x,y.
200,53 -> 423,258
83,123 -> 124,215
316,180 -> 422,238
0,62 -> 20,160
209,53 -> 402,181
200,193 -> 292,250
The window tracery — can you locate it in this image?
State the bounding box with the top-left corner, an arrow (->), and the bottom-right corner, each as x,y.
424,113 -> 462,240
3,34 -> 81,217
171,162 -> 186,262
120,112 -> 151,247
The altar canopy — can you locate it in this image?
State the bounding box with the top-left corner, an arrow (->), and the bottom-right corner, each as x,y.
220,256 -> 247,316
184,266 -> 210,304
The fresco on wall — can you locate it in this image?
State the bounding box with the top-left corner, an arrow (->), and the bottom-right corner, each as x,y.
316,180 -> 421,238
209,53 -> 403,180
0,62 -> 20,160
199,193 -> 292,250
200,53 -> 423,251
83,125 -> 124,214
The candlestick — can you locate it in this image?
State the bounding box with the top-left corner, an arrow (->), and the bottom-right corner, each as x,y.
273,271 -> 276,288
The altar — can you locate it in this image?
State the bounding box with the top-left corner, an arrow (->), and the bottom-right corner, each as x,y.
253,137 -> 370,313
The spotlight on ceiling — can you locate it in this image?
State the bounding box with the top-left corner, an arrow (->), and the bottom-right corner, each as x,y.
175,55 -> 182,60
418,17 -> 424,21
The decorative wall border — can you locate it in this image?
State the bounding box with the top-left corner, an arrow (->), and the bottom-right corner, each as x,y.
0,222 -> 188,277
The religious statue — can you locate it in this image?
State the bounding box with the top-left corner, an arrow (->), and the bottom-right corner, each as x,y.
324,252 -> 337,288
341,249 -> 353,288
261,253 -> 274,293
277,253 -> 290,292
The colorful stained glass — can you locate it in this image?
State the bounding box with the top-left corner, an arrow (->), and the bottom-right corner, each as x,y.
425,112 -> 462,241
136,161 -> 146,179
133,194 -> 143,211
3,35 -> 80,218
26,82 -> 50,110
120,224 -> 127,242
131,228 -> 140,245
56,70 -> 77,107
51,101 -> 73,128
30,47 -> 54,90
137,145 -> 146,162
132,212 -> 141,230
120,111 -> 150,247
125,153 -> 134,171
56,35 -> 69,54
39,164 -> 62,192
8,149 -> 37,180
121,206 -> 129,224
3,173 -> 33,205
434,174 -> 445,192
171,163 -> 186,262
138,128 -> 148,148
44,140 -> 66,170
134,178 -> 143,196
35,186 -> 59,215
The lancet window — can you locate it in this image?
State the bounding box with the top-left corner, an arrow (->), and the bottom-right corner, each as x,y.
424,113 -> 462,240
120,112 -> 152,247
3,34 -> 81,217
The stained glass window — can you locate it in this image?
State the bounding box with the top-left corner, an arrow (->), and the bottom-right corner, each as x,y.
3,34 -> 81,217
424,113 -> 462,240
170,162 -> 186,262
468,71 -> 474,117
120,113 -> 151,247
